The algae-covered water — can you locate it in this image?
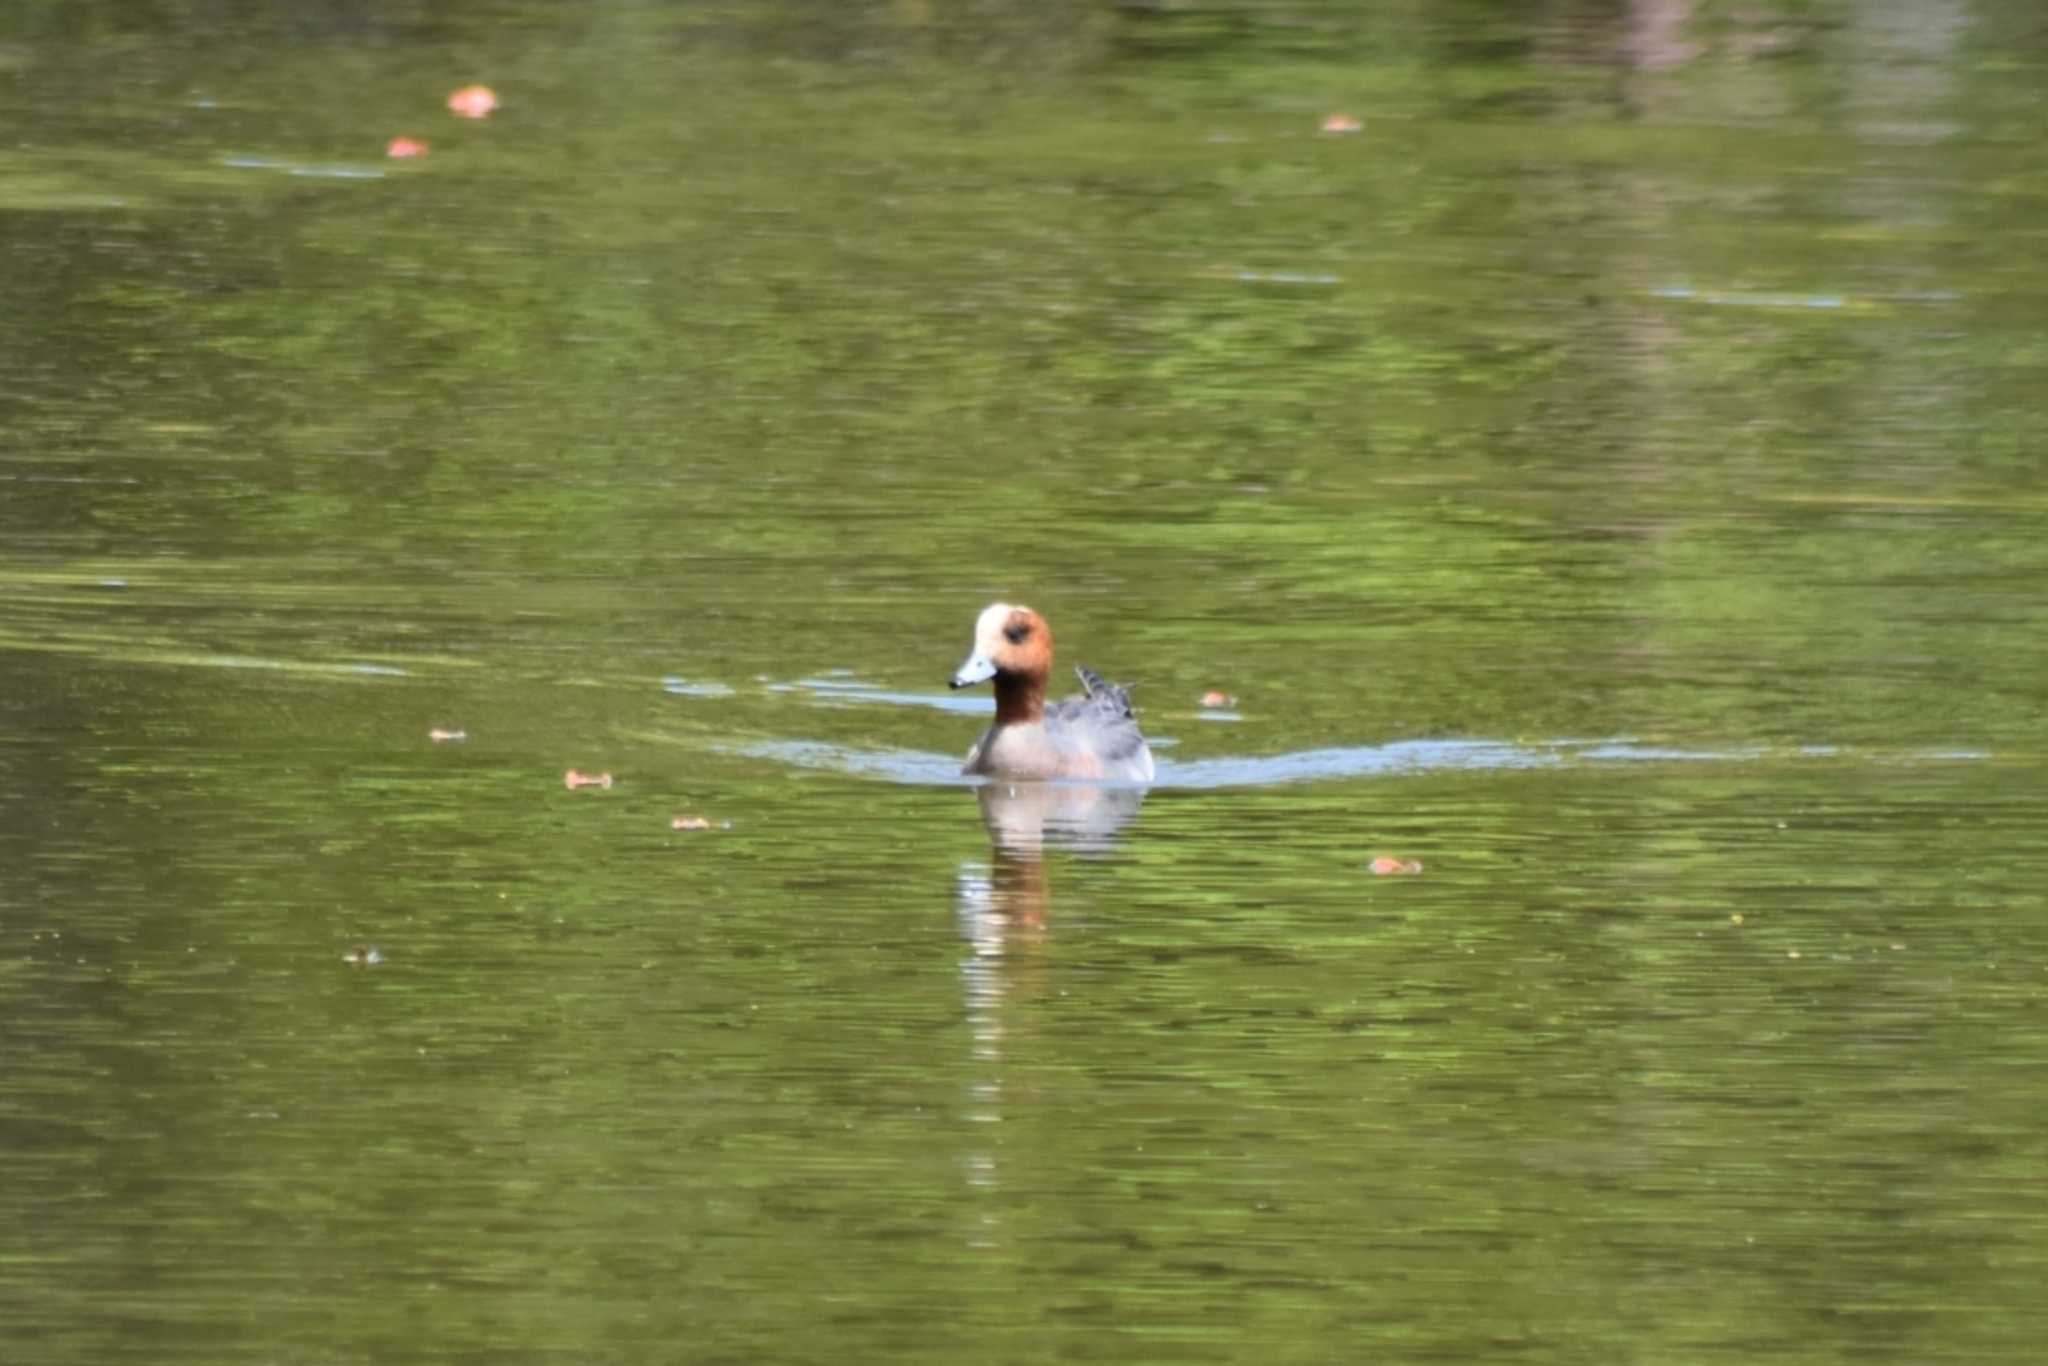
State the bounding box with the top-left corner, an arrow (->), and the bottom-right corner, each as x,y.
4,2 -> 2048,1361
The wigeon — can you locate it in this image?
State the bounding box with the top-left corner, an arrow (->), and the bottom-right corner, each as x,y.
949,603 -> 1156,783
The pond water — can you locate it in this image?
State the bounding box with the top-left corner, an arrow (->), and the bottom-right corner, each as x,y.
5,1 -> 2048,1361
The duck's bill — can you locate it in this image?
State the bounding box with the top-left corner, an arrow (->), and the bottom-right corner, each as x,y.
950,653 -> 996,688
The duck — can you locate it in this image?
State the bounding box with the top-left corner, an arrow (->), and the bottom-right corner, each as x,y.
949,603 -> 1156,783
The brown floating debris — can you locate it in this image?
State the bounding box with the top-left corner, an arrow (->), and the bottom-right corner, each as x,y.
447,85 -> 498,119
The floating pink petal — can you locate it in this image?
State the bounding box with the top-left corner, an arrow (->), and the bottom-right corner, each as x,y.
447,85 -> 499,119
1320,114 -> 1363,134
386,136 -> 430,159
428,726 -> 466,743
1368,856 -> 1423,876
564,769 -> 613,790
671,816 -> 713,831
1200,691 -> 1236,708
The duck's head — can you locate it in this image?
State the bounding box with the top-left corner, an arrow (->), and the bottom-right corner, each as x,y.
950,602 -> 1054,690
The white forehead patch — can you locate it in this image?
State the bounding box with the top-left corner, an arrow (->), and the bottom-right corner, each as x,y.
974,601 -> 1022,649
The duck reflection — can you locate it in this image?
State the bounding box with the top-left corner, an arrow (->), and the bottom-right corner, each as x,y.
954,780 -> 1146,1200
964,779 -> 1146,927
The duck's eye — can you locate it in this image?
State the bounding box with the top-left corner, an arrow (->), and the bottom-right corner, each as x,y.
1004,623 -> 1030,645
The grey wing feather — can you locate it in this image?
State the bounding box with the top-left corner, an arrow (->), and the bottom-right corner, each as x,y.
1072,665 -> 1137,719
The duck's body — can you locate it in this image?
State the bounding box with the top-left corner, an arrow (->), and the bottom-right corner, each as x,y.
950,604 -> 1155,784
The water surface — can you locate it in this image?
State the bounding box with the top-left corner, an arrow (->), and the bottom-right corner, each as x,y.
4,1 -> 2048,1362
